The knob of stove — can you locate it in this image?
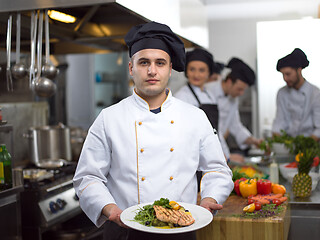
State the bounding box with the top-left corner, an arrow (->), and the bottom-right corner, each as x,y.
56,198 -> 67,209
49,201 -> 59,213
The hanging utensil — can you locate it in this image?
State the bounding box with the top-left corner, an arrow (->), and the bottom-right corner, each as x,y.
6,14 -> 13,91
11,12 -> 27,80
42,10 -> 58,79
29,11 -> 37,89
33,10 -> 56,98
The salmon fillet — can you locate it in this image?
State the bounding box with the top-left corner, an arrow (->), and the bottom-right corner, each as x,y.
153,205 -> 195,226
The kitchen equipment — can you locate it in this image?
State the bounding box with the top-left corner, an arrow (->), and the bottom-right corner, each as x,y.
33,10 -> 57,98
6,14 -> 13,91
11,12 -> 28,80
25,124 -> 72,168
29,10 -> 37,88
42,10 -> 58,79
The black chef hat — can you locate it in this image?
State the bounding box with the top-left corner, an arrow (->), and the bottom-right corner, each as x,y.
213,62 -> 225,74
124,21 -> 186,72
226,58 -> 255,86
276,48 -> 309,71
185,48 -> 214,76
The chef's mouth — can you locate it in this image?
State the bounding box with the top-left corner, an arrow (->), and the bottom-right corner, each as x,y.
146,79 -> 159,84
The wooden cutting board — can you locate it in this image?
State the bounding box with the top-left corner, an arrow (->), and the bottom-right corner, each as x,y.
196,195 -> 290,240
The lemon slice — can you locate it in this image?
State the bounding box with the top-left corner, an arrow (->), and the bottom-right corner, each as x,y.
243,203 -> 255,213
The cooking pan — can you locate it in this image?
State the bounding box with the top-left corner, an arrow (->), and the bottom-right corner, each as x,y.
25,124 -> 72,168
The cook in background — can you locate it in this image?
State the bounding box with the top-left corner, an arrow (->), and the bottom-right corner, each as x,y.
272,48 -> 320,142
73,21 -> 233,240
208,61 -> 225,82
174,48 -> 228,191
205,58 -> 263,163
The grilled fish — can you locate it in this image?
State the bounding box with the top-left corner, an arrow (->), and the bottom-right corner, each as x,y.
153,205 -> 195,226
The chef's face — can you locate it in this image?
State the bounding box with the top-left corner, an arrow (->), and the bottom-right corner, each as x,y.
129,49 -> 172,100
279,67 -> 302,89
186,61 -> 210,88
227,78 -> 248,98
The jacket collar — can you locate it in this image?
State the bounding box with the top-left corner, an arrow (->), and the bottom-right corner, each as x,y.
132,88 -> 173,112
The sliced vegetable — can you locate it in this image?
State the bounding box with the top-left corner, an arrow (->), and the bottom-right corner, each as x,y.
169,201 -> 180,210
257,179 -> 272,195
239,179 -> 257,198
243,203 -> 255,213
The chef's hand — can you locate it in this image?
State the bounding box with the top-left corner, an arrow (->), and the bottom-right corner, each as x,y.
102,203 -> 128,228
200,197 -> 223,214
245,136 -> 263,148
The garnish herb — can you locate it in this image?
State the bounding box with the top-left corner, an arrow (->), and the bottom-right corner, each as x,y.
233,204 -> 284,219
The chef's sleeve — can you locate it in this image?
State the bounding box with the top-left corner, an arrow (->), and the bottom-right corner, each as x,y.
272,90 -> 288,134
312,90 -> 320,138
73,111 -> 116,227
228,108 -> 251,149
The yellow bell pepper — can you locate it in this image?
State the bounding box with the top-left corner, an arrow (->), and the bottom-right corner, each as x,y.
239,179 -> 257,198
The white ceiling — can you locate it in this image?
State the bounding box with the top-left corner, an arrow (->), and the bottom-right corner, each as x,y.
200,0 -> 320,20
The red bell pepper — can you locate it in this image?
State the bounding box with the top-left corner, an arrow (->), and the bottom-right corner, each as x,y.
234,178 -> 247,196
257,179 -> 272,195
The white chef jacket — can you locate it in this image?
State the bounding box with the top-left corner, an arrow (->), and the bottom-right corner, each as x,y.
73,89 -> 233,227
205,80 -> 252,151
272,80 -> 320,138
174,84 -> 231,159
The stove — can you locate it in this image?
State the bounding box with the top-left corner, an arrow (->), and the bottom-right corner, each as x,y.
20,163 -> 85,239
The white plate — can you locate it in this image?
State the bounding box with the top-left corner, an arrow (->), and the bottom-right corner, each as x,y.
120,202 -> 213,234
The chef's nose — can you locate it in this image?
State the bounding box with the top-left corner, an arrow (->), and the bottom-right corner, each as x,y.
148,63 -> 156,76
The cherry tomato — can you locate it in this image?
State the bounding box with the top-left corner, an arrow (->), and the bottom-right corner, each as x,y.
272,199 -> 281,206
247,198 -> 255,204
254,202 -> 262,211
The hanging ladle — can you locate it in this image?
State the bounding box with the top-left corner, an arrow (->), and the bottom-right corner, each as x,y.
33,10 -> 56,98
42,10 -> 58,79
11,12 -> 28,80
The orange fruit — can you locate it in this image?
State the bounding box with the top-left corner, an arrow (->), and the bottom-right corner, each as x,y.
272,184 -> 286,194
243,203 -> 255,213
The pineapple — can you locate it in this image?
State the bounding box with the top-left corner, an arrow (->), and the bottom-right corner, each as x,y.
292,149 -> 316,198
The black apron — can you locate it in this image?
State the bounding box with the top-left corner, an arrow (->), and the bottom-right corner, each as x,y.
187,83 -> 219,192
103,221 -> 196,240
187,83 -> 219,129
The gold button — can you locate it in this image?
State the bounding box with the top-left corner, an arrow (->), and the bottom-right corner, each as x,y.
138,122 -> 142,125
141,177 -> 145,181
170,148 -> 174,152
140,148 -> 144,153
171,120 -> 174,124
170,176 -> 173,180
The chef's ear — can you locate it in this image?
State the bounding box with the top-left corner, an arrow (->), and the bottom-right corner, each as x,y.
129,60 -> 133,76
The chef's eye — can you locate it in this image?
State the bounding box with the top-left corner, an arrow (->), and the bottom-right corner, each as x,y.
139,60 -> 149,66
157,60 -> 166,66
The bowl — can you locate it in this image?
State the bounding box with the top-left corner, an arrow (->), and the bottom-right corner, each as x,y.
279,162 -> 317,180
287,171 -> 320,191
272,143 -> 291,156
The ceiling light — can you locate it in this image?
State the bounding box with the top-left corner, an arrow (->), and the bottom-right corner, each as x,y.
48,10 -> 76,23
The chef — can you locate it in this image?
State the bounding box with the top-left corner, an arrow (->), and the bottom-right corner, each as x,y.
208,61 -> 225,82
73,21 -> 233,240
205,58 -> 262,162
175,48 -> 219,130
272,48 -> 320,141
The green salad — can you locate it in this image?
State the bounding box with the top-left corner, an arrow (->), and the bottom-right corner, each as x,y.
133,198 -> 184,227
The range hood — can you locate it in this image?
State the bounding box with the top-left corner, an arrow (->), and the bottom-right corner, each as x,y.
0,0 -> 208,54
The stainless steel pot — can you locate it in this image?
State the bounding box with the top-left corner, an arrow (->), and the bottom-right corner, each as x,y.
25,124 -> 72,168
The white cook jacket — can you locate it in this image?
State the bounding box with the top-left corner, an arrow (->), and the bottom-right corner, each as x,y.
272,80 -> 320,138
174,84 -> 231,159
206,80 -> 251,151
73,90 -> 233,227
